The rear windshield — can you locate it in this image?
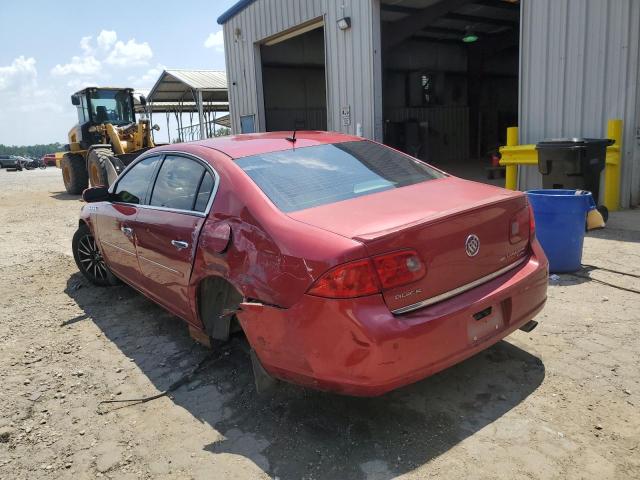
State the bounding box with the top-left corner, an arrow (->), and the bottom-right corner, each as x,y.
235,140 -> 444,212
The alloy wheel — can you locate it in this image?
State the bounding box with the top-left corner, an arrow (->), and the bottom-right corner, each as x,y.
76,234 -> 108,281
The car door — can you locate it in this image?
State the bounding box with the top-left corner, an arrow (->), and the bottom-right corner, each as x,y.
94,155 -> 161,285
133,154 -> 217,321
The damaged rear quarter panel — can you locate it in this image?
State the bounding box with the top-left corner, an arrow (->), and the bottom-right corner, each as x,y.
187,146 -> 366,327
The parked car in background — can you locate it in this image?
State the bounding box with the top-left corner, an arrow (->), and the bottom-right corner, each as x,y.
42,154 -> 56,167
0,155 -> 19,168
73,131 -> 548,396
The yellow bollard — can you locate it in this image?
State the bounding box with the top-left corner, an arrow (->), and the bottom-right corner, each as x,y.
604,119 -> 622,211
504,127 -> 519,190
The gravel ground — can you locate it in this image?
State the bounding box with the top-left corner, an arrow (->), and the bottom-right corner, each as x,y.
0,167 -> 639,479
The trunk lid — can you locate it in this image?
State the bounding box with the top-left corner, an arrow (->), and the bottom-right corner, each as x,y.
289,177 -> 530,312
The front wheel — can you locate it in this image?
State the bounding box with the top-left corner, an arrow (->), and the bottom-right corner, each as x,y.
72,224 -> 119,286
61,154 -> 88,194
88,148 -> 124,187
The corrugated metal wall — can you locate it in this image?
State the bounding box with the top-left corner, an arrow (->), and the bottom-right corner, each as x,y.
222,0 -> 382,140
519,0 -> 640,207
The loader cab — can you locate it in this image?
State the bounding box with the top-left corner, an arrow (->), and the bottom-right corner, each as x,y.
70,87 -> 136,149
71,87 -> 136,127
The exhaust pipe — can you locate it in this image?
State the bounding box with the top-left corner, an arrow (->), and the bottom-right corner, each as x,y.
519,320 -> 538,333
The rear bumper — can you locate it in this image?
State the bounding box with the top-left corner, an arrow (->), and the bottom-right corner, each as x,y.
239,240 -> 548,396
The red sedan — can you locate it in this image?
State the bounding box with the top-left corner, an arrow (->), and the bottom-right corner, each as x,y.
74,131 -> 548,396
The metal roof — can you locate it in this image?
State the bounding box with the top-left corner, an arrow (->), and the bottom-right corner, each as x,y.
217,0 -> 257,24
147,69 -> 228,103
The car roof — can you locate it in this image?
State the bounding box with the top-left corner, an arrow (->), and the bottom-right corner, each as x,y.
184,131 -> 364,159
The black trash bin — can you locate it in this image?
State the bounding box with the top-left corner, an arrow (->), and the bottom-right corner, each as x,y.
535,138 -> 614,206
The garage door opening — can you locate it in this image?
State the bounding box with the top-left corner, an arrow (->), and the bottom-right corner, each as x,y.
260,22 -> 327,132
381,0 -> 520,185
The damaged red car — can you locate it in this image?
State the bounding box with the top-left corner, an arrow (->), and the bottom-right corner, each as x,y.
74,131 -> 548,396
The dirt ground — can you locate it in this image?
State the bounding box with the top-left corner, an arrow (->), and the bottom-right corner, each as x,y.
0,167 -> 639,480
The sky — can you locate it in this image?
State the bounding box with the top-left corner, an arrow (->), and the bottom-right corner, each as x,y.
0,0 -> 237,145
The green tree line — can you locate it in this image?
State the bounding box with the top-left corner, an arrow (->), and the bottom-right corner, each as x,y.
0,143 -> 64,158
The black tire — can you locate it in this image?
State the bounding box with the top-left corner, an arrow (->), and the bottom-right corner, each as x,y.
72,224 -> 119,286
88,148 -> 124,188
61,153 -> 88,194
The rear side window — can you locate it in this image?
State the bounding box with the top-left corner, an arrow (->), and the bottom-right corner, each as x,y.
150,156 -> 205,211
235,140 -> 444,212
194,172 -> 215,212
113,156 -> 160,204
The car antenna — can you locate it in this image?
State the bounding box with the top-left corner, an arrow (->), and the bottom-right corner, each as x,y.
285,129 -> 297,145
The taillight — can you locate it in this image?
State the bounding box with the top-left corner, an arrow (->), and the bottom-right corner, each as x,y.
372,250 -> 426,289
528,203 -> 536,238
307,259 -> 379,298
308,250 -> 426,299
509,207 -> 530,244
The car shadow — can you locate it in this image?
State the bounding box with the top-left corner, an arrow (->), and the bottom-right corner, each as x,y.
64,273 -> 545,480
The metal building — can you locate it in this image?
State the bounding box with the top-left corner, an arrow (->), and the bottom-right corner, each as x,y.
219,0 -> 640,207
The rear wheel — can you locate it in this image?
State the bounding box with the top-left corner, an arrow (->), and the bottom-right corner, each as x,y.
61,153 -> 88,194
88,148 -> 123,187
72,224 -> 119,286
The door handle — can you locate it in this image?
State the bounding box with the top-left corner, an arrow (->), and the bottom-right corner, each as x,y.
171,240 -> 189,250
121,226 -> 133,237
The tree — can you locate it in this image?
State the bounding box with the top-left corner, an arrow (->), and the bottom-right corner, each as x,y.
0,143 -> 64,158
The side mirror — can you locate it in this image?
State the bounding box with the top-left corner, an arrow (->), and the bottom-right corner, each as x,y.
82,186 -> 110,203
152,124 -> 160,131
139,94 -> 147,106
71,95 -> 80,106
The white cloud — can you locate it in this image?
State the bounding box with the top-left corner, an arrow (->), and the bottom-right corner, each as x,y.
0,56 -> 38,91
51,55 -> 102,76
0,57 -> 64,143
106,39 -> 153,67
204,30 -> 224,52
50,35 -> 102,77
80,35 -> 94,55
97,30 -> 117,51
66,77 -> 100,91
128,64 -> 165,88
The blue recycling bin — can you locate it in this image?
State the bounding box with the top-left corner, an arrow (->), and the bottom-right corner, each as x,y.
526,189 -> 594,273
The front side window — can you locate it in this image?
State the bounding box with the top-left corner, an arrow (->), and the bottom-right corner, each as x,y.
89,90 -> 135,125
149,156 -> 206,211
235,140 -> 444,212
113,156 -> 161,204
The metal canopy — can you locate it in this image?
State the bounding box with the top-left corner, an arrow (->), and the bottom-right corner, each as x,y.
146,69 -> 229,140
147,69 -> 228,103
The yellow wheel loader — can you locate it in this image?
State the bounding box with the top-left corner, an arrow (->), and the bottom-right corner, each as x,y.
56,87 -> 159,194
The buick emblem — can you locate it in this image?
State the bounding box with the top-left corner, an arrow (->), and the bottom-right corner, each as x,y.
465,234 -> 480,257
